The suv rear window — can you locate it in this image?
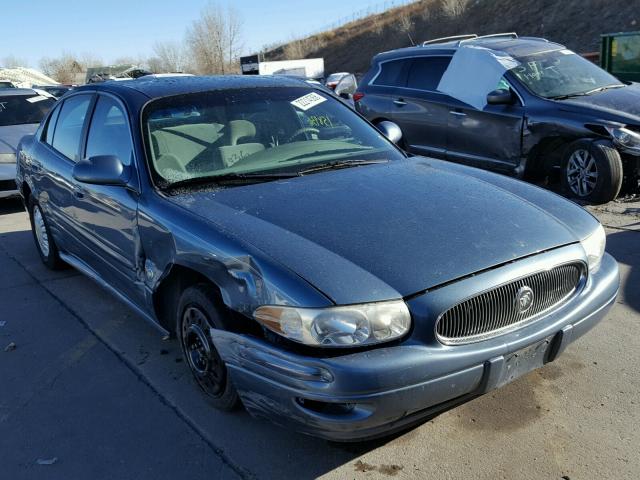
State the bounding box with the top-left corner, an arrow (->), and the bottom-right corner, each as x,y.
406,57 -> 452,91
372,59 -> 409,87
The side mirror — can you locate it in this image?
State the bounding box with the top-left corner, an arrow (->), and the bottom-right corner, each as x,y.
376,121 -> 403,145
334,74 -> 357,98
72,155 -> 129,186
487,88 -> 515,105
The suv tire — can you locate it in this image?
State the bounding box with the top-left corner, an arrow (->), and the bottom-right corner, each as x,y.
561,139 -> 623,204
177,283 -> 240,411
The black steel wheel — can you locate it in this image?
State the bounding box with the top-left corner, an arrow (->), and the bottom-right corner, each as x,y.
177,284 -> 240,410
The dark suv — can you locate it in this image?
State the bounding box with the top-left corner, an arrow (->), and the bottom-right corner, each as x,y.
355,33 -> 640,204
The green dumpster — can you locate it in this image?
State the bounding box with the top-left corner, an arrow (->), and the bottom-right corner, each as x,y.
601,31 -> 640,82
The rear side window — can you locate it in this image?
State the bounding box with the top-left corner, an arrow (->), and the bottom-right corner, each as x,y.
43,105 -> 61,145
52,95 -> 92,161
406,57 -> 452,91
372,59 -> 409,86
85,96 -> 133,166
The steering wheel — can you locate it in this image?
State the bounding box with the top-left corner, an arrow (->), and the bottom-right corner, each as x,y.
286,127 -> 320,143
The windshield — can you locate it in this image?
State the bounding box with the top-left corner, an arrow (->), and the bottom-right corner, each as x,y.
0,94 -> 56,127
510,49 -> 623,99
143,86 -> 404,188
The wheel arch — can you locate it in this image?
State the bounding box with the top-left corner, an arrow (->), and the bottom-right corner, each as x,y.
152,263 -> 224,333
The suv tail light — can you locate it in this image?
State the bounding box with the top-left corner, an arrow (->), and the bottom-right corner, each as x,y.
353,92 -> 365,102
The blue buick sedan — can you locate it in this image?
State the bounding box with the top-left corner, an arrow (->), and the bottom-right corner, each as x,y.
16,76 -> 619,441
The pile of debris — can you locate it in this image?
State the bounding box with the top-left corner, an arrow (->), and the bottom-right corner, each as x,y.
0,67 -> 58,87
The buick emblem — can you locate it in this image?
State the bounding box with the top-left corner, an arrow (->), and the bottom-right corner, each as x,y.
515,286 -> 534,314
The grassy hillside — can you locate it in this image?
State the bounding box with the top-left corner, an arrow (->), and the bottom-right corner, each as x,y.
265,0 -> 640,75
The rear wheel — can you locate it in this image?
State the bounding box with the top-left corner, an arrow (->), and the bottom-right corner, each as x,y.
561,139 -> 622,204
28,197 -> 65,270
176,284 -> 240,411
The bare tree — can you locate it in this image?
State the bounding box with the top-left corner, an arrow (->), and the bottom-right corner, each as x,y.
186,2 -> 243,74
153,41 -> 188,72
397,12 -> 415,46
39,54 -> 84,83
442,0 -> 470,18
1,55 -> 28,68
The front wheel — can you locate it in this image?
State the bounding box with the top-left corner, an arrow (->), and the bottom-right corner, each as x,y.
561,139 -> 623,204
177,284 -> 240,411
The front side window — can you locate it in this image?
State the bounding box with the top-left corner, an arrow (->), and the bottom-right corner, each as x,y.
52,95 -> 92,161
85,96 -> 133,165
0,94 -> 55,127
510,49 -> 623,99
406,57 -> 452,91
143,87 -> 405,188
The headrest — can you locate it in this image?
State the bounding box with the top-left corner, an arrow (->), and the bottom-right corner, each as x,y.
227,120 -> 256,145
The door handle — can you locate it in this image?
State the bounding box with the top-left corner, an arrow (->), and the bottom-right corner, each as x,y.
450,111 -> 467,117
393,99 -> 407,107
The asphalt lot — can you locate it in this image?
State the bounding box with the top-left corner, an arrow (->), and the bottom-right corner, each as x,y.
1,195 -> 639,480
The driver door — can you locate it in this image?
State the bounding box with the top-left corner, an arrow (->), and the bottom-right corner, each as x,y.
72,94 -> 144,305
446,76 -> 525,171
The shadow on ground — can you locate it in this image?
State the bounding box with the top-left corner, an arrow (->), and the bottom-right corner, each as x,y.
0,198 -> 24,215
605,229 -> 640,315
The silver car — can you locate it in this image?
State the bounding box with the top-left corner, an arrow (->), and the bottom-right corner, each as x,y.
0,89 -> 55,198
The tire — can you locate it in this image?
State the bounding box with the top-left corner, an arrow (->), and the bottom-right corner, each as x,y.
28,197 -> 65,270
176,283 -> 240,411
561,139 -> 623,204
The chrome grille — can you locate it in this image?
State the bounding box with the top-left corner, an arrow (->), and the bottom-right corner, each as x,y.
436,263 -> 584,345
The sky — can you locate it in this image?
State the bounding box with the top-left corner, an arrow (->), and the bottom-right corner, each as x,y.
2,0 -> 389,68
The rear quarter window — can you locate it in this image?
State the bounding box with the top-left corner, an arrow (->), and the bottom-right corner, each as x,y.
372,59 -> 410,87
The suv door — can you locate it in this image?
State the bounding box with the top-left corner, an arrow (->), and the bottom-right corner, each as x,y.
392,56 -> 453,157
72,93 -> 144,305
446,76 -> 524,171
357,58 -> 410,126
34,93 -> 94,256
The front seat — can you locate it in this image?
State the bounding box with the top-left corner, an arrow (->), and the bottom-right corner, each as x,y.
219,120 -> 265,167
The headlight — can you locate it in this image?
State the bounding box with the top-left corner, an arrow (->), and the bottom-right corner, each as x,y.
580,224 -> 606,273
254,300 -> 411,347
605,126 -> 640,154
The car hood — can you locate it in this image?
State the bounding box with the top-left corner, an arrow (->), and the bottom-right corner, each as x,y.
168,158 -> 596,304
558,83 -> 640,124
0,123 -> 38,155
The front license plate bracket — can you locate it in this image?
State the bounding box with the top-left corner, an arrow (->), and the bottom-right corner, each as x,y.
495,336 -> 554,389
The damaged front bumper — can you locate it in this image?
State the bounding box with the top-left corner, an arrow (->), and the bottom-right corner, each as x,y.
210,253 -> 619,442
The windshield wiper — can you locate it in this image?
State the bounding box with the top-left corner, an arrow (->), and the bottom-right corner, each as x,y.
164,172 -> 300,190
279,147 -> 372,163
550,84 -> 625,100
299,159 -> 389,175
583,84 -> 625,95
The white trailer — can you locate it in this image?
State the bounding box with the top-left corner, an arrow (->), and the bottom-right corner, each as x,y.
241,57 -> 325,80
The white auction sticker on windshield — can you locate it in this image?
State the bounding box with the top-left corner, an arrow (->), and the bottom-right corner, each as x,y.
291,92 -> 326,111
560,49 -> 575,55
26,95 -> 49,103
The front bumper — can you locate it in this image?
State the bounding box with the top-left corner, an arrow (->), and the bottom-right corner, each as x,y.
211,252 -> 619,441
0,163 -> 19,199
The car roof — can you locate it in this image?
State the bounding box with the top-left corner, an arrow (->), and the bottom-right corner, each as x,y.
74,75 -> 312,100
0,88 -> 41,97
374,36 -> 565,63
